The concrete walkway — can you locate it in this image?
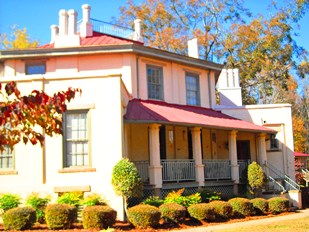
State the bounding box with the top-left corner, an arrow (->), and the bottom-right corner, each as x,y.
175,209 -> 309,231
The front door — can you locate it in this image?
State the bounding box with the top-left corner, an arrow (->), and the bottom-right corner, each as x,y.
237,140 -> 251,181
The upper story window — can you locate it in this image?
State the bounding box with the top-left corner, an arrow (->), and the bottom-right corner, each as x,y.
270,134 -> 279,150
186,72 -> 200,106
0,146 -> 13,170
147,65 -> 164,100
63,110 -> 90,167
26,62 -> 46,75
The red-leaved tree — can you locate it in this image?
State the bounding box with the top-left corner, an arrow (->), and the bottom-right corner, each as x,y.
0,81 -> 81,151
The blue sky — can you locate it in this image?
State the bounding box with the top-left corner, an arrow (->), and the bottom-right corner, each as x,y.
0,0 -> 308,51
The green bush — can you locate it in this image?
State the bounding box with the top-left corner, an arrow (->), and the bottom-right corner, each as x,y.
2,206 -> 36,230
187,203 -> 215,221
159,202 -> 186,223
228,198 -> 254,217
57,191 -> 83,207
251,198 -> 268,215
248,162 -> 266,196
208,200 -> 233,220
198,188 -> 221,202
82,193 -> 106,207
111,158 -> 143,201
45,204 -> 77,229
127,204 -> 161,229
0,193 -> 21,212
164,189 -> 202,207
268,197 -> 289,214
143,196 -> 164,207
82,206 -> 117,229
25,192 -> 50,223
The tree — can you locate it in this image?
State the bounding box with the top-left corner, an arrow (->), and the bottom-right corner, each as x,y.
247,162 -> 266,197
0,81 -> 81,151
111,158 -> 143,207
0,26 -> 38,49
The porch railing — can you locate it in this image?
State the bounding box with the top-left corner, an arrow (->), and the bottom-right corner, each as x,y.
238,159 -> 251,180
203,159 -> 231,180
132,160 -> 149,183
161,159 -> 195,182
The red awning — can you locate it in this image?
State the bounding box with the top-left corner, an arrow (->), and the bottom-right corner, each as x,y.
294,152 -> 309,157
124,99 -> 274,133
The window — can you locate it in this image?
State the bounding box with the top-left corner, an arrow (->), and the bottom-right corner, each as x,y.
147,65 -> 163,100
0,146 -> 13,170
63,111 -> 89,167
26,62 -> 46,75
270,134 -> 279,150
186,72 -> 200,106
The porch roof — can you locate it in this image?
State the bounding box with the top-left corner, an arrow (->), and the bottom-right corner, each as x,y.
294,152 -> 309,157
124,99 -> 274,133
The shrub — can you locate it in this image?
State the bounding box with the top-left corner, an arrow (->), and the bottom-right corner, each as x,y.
112,158 -> 143,203
268,197 -> 289,214
0,193 -> 21,212
57,191 -> 83,207
143,196 -> 164,207
82,193 -> 107,207
248,162 -> 266,197
164,189 -> 202,207
208,200 -> 233,220
127,204 -> 161,229
25,192 -> 50,223
251,198 -> 268,215
82,206 -> 117,229
199,188 -> 221,202
2,206 -> 36,230
187,203 -> 215,221
228,198 -> 254,217
45,204 -> 77,229
159,202 -> 186,223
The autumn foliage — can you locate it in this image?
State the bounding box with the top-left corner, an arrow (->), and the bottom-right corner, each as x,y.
0,81 -> 81,151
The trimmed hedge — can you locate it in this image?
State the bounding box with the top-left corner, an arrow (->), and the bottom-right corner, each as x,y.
82,205 -> 117,229
127,204 -> 161,229
187,203 -> 215,221
45,204 -> 77,229
208,200 -> 233,220
159,202 -> 186,223
2,206 -> 36,230
251,198 -> 268,215
268,197 -> 289,214
228,198 -> 254,217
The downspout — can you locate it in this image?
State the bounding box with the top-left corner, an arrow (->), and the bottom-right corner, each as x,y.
207,70 -> 212,108
136,56 -> 140,98
41,77 -> 46,184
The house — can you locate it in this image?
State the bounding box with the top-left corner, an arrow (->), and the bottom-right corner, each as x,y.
0,4 -> 298,219
295,152 -> 309,170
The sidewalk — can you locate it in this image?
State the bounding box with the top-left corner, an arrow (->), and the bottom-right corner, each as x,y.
175,209 -> 309,231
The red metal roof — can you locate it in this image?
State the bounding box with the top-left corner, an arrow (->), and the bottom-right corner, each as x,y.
38,32 -> 141,49
124,99 -> 274,133
294,152 -> 309,157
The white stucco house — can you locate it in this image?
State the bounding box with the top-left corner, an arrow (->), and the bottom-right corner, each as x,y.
0,4 -> 298,219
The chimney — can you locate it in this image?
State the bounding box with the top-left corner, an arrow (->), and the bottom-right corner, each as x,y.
80,4 -> 93,37
58,10 -> 68,36
68,9 -> 77,36
133,19 -> 143,42
188,38 -> 199,59
216,68 -> 243,106
50,25 -> 59,44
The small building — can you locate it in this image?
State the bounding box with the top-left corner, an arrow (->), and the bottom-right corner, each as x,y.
0,4 -> 297,219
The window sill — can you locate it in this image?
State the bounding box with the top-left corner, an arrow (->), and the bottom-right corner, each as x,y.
0,170 -> 18,175
267,149 -> 281,152
58,167 -> 96,173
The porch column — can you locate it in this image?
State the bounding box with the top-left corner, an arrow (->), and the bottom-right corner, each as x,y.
228,130 -> 239,189
258,133 -> 267,165
190,127 -> 205,186
148,124 -> 163,189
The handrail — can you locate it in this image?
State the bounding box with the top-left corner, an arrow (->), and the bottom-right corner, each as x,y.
268,176 -> 286,192
284,175 -> 300,190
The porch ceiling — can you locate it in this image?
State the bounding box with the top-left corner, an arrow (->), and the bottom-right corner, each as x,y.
124,99 -> 274,133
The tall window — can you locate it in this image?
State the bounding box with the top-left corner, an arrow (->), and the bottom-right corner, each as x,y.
270,134 -> 279,150
0,146 -> 13,170
186,72 -> 200,106
147,65 -> 163,100
64,111 -> 89,167
26,62 -> 46,75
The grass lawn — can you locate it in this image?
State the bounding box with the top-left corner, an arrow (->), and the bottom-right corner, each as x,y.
217,216 -> 309,232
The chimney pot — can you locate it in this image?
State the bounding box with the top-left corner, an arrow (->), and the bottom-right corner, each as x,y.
50,25 -> 59,44
188,38 -> 199,59
59,9 -> 68,36
80,4 -> 93,37
133,19 -> 143,42
68,9 -> 77,35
